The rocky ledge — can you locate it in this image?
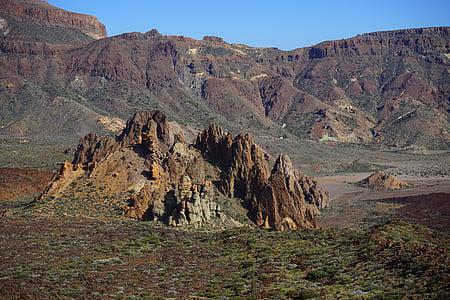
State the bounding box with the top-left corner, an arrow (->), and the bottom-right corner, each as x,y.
39,111 -> 329,230
1,0 -> 107,39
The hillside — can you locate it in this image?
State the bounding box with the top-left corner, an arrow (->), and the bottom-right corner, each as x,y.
0,0 -> 106,42
0,2 -> 449,151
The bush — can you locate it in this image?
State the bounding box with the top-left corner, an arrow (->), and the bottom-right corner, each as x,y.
286,288 -> 320,299
306,266 -> 338,280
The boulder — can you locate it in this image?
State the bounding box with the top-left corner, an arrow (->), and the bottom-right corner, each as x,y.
360,171 -> 409,190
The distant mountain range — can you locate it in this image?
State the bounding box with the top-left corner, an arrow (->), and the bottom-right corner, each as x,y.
0,0 -> 449,149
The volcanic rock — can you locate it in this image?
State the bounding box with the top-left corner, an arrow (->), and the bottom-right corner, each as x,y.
253,155 -> 329,230
39,161 -> 85,199
0,0 -> 448,151
118,110 -> 171,149
39,111 -> 329,230
1,0 -> 107,40
360,171 -> 410,190
73,133 -> 118,166
196,124 -> 330,230
40,111 -> 240,228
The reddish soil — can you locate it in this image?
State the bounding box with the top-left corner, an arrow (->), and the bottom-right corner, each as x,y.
386,193 -> 450,231
316,174 -> 450,231
0,168 -> 53,201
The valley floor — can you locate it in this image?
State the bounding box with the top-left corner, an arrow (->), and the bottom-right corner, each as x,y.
0,215 -> 449,299
317,175 -> 450,231
0,142 -> 449,299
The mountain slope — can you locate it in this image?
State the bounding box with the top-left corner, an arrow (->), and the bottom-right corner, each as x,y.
0,1 -> 448,149
0,0 -> 106,42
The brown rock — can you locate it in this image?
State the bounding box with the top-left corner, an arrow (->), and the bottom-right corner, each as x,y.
252,155 -> 329,230
41,110 -> 238,227
38,161 -> 84,199
360,171 -> 409,190
195,123 -> 233,168
118,110 -> 172,153
73,133 -> 118,166
1,0 -> 107,39
196,125 -> 270,200
40,111 -> 329,230
219,133 -> 271,201
195,125 -> 329,230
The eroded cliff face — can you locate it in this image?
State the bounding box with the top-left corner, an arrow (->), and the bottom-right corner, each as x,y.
254,155 -> 329,230
0,2 -> 448,150
39,110 -> 329,230
307,27 -> 449,59
1,0 -> 107,40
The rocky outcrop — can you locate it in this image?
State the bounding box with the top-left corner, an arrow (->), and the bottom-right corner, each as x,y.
195,124 -> 233,168
167,176 -> 227,227
196,125 -> 271,201
40,111 -> 239,228
253,155 -> 329,230
72,133 -> 118,166
1,0 -> 107,39
118,110 -> 171,150
308,27 -> 449,59
196,124 -> 330,230
123,142 -> 232,228
39,111 -> 329,230
360,171 -> 410,190
113,111 -> 233,227
38,161 -> 84,199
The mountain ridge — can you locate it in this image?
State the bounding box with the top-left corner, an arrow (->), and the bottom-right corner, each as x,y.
0,2 -> 448,150
0,0 -> 107,40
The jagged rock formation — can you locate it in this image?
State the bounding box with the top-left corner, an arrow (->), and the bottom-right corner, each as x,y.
196,126 -> 270,200
255,155 -> 321,230
359,171 -> 410,190
43,110 -> 233,228
195,123 -> 330,229
73,133 -> 118,166
39,110 -> 329,230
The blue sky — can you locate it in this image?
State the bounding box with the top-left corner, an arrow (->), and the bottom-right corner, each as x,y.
48,0 -> 450,50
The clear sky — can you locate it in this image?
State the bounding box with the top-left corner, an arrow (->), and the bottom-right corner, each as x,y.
48,0 -> 450,50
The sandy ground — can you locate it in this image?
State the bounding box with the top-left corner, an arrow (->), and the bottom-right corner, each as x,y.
316,173 -> 450,231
